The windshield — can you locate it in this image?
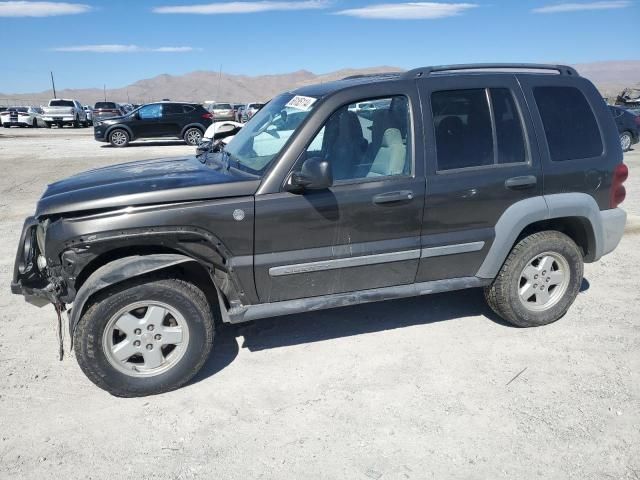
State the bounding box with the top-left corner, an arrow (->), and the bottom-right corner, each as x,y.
49,100 -> 74,107
224,93 -> 316,175
213,103 -> 232,110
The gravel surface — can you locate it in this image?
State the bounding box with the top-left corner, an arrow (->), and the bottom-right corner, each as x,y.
0,128 -> 639,480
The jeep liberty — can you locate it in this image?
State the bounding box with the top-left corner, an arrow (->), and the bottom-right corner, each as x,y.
11,64 -> 628,396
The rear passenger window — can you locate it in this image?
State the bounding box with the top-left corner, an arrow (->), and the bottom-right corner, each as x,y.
183,105 -> 195,113
533,86 -> 603,161
432,88 -> 527,171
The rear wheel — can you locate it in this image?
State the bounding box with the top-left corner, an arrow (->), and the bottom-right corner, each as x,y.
32,119 -> 38,128
109,128 -> 130,147
484,231 -> 583,327
45,122 -> 51,128
620,131 -> 632,152
73,116 -> 80,128
73,276 -> 215,397
184,127 -> 203,146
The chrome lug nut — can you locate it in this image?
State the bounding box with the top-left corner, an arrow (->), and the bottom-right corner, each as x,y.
154,334 -> 161,341
134,328 -> 141,335
133,340 -> 141,347
146,344 -> 153,350
147,324 -> 154,331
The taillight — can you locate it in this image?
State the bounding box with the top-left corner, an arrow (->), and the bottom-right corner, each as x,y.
202,112 -> 213,120
610,163 -> 628,208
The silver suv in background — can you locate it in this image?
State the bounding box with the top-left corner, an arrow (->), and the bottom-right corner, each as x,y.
208,102 -> 235,121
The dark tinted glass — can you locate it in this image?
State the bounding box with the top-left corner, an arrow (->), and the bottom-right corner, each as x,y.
49,100 -> 74,107
163,104 -> 183,115
432,89 -> 494,170
533,86 -> 602,161
491,88 -> 527,164
94,102 -> 117,109
182,105 -> 196,113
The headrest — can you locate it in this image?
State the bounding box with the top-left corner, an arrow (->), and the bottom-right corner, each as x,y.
381,128 -> 402,147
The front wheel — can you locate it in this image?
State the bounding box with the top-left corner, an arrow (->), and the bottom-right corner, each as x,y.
484,231 -> 583,327
109,128 -> 130,147
73,277 -> 215,397
620,131 -> 632,152
184,127 -> 203,146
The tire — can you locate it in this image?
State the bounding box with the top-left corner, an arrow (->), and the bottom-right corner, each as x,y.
183,127 -> 203,146
73,276 -> 215,397
620,131 -> 632,152
2,124 -> 9,128
109,128 -> 130,147
73,116 -> 80,128
484,231 -> 583,327
32,119 -> 38,128
45,122 -> 51,129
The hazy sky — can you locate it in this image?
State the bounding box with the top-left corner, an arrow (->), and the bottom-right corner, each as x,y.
0,0 -> 638,93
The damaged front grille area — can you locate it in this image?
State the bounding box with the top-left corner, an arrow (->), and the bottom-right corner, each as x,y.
11,217 -> 63,307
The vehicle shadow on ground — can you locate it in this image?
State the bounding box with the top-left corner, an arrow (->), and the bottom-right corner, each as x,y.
100,141 -> 187,148
192,287 -> 506,384
192,276 -> 594,384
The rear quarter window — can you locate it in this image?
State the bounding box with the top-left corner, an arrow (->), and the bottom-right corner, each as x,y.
533,86 -> 603,161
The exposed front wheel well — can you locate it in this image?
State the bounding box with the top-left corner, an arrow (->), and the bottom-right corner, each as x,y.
516,217 -> 596,261
73,248 -> 227,329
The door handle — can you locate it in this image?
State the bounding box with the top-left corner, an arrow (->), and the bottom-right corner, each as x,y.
505,175 -> 537,190
373,190 -> 414,205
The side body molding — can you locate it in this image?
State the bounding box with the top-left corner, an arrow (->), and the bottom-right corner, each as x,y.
68,254 -> 196,340
476,193 -> 604,279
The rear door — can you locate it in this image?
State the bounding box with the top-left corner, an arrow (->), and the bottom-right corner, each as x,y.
416,74 -> 543,281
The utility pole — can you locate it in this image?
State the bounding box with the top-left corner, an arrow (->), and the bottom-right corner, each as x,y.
103,84 -> 106,102
50,71 -> 57,98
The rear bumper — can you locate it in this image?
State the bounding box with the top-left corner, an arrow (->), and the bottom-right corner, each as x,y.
42,116 -> 75,123
600,208 -> 626,257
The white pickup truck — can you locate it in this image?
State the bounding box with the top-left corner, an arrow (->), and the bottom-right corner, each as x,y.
41,99 -> 88,128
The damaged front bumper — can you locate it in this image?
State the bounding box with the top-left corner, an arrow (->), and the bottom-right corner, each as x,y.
11,217 -> 60,307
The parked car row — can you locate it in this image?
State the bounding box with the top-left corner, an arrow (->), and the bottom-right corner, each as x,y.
0,100 -> 142,128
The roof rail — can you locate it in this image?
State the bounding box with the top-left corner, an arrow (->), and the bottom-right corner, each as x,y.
401,63 -> 579,79
342,72 -> 401,80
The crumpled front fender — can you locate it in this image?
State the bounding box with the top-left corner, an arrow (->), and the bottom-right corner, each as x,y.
67,254 -> 196,342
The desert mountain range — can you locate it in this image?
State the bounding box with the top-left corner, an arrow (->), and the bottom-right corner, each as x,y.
1,61 -> 638,106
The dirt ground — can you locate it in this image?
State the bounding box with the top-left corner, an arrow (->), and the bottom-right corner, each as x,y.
0,128 -> 638,480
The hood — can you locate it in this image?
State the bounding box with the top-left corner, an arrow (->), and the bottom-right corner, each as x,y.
36,156 -> 260,217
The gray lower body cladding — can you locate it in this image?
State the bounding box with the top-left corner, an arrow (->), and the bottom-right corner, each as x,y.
226,276 -> 490,324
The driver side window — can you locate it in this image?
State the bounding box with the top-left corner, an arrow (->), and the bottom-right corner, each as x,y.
138,104 -> 163,120
304,96 -> 411,183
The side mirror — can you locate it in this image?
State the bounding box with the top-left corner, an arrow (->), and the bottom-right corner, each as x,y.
286,157 -> 333,192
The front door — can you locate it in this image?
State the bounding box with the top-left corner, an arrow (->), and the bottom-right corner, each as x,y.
254,90 -> 426,302
416,74 -> 543,282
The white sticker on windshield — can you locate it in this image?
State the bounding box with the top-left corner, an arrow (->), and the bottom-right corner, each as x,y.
285,95 -> 317,111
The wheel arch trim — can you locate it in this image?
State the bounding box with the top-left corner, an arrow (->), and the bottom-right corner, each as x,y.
68,253 -> 223,344
476,193 -> 605,279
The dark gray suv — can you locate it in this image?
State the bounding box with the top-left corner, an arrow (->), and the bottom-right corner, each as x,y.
12,64 -> 628,397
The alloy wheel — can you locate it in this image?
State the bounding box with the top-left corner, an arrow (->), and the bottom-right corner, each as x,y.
102,301 -> 190,377
518,251 -> 571,312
